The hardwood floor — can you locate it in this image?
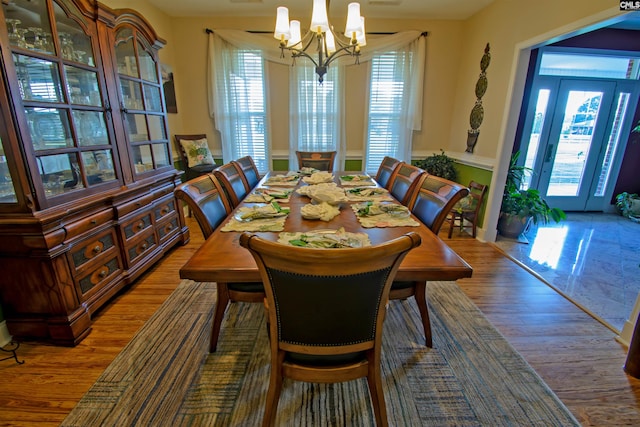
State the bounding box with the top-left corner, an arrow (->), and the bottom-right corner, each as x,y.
0,217 -> 639,426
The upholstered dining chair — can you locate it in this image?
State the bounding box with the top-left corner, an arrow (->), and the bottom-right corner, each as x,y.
387,163 -> 426,206
174,134 -> 217,181
448,180 -> 488,238
240,231 -> 421,427
232,155 -> 261,190
174,174 -> 265,352
213,162 -> 251,208
375,156 -> 402,189
295,150 -> 337,172
390,174 -> 470,347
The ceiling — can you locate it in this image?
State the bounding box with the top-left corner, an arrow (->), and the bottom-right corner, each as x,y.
145,0 -> 496,20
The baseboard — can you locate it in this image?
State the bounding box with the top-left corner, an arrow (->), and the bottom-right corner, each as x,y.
0,321 -> 11,347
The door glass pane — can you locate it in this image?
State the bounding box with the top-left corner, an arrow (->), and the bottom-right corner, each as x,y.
594,92 -> 630,197
125,113 -> 149,142
72,111 -> 108,146
143,84 -> 162,112
115,28 -> 138,78
540,52 -> 640,80
148,115 -> 165,140
0,137 -> 17,203
26,107 -> 73,150
13,54 -> 62,102
133,145 -> 153,174
120,79 -> 143,110
547,90 -> 603,197
138,42 -> 158,83
152,143 -> 170,167
53,1 -> 94,66
3,0 -> 54,54
65,65 -> 101,106
82,150 -> 116,185
523,89 -> 550,190
39,153 -> 84,196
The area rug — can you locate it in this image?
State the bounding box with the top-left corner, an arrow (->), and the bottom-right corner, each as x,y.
62,280 -> 580,426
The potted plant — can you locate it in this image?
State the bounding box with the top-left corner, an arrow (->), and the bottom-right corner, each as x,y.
497,151 -> 566,238
415,150 -> 457,181
615,192 -> 640,222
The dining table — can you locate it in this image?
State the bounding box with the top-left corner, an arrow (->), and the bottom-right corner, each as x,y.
179,171 -> 473,284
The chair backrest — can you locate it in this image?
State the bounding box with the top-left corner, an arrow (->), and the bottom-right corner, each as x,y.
388,163 -> 426,206
407,174 -> 470,234
213,162 -> 250,208
295,151 -> 337,172
464,181 -> 488,217
375,156 -> 402,189
232,156 -> 260,190
240,232 -> 421,353
174,174 -> 231,238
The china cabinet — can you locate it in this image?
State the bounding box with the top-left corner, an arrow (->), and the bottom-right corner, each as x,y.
0,0 -> 189,345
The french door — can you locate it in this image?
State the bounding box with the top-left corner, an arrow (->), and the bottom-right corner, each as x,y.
521,78 -> 639,211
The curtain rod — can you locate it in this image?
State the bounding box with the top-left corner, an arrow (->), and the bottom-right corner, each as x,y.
205,28 -> 428,37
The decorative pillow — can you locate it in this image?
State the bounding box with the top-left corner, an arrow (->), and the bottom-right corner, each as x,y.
453,194 -> 477,213
180,138 -> 214,168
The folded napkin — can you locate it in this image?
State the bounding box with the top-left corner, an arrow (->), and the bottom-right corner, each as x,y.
345,187 -> 394,202
351,202 -> 420,228
296,182 -> 339,197
339,174 -> 375,187
298,167 -> 320,176
301,202 -> 341,221
221,202 -> 289,232
307,187 -> 348,206
277,228 -> 371,248
244,188 -> 292,203
264,173 -> 300,186
302,171 -> 334,184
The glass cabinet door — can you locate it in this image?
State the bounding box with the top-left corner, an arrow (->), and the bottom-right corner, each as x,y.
114,26 -> 171,176
2,0 -> 118,204
0,137 -> 17,203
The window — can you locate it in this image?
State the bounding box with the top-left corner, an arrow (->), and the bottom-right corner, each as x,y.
289,65 -> 341,169
211,43 -> 269,173
364,50 -> 413,174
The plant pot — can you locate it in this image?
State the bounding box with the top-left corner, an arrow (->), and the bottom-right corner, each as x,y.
497,213 -> 532,238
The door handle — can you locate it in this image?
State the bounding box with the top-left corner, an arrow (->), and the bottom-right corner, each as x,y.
544,144 -> 554,163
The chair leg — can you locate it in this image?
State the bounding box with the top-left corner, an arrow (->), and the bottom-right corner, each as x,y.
414,281 -> 432,347
448,213 -> 456,239
263,352 -> 285,427
210,282 -> 230,352
366,365 -> 389,427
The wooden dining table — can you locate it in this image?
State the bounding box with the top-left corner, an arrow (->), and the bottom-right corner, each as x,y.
179,172 -> 473,284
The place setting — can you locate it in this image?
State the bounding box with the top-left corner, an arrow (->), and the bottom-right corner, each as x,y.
263,172 -> 301,186
221,201 -> 290,232
244,187 -> 293,203
345,186 -> 394,202
351,201 -> 420,228
301,171 -> 334,185
339,174 -> 376,187
277,227 -> 371,248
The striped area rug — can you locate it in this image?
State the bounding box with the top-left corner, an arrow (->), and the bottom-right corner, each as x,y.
62,280 -> 580,426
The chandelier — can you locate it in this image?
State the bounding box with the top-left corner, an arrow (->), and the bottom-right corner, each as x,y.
274,0 -> 366,84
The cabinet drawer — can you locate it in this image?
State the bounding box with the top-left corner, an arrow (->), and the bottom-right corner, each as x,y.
157,214 -> 179,244
125,232 -> 157,267
121,211 -> 153,242
63,209 -> 114,242
77,256 -> 122,295
116,192 -> 155,218
68,228 -> 118,271
153,195 -> 177,222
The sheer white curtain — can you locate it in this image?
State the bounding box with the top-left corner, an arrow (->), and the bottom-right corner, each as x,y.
288,64 -> 346,170
363,32 -> 426,173
207,30 -> 425,173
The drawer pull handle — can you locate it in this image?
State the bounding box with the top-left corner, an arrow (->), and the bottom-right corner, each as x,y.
141,243 -> 148,250
91,219 -> 97,224
166,225 -> 173,231
136,202 -> 142,206
137,222 -> 145,230
93,245 -> 101,253
161,208 -> 169,215
98,269 -> 108,278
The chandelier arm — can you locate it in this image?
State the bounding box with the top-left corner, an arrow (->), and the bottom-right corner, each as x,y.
323,45 -> 360,68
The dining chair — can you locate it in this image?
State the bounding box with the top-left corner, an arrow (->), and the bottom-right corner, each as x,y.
448,180 -> 488,238
174,134 -> 217,181
174,174 -> 265,352
375,156 -> 402,189
295,150 -> 337,172
387,163 -> 426,206
213,162 -> 251,208
239,231 -> 421,427
232,155 -> 261,190
390,174 -> 470,347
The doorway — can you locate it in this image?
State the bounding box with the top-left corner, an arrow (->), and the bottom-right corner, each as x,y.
518,49 -> 640,212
